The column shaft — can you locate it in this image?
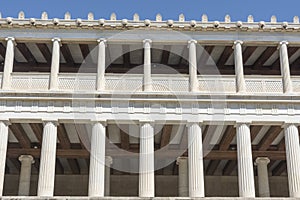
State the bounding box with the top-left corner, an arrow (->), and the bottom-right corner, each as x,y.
88,122 -> 106,197
255,157 -> 270,197
49,38 -> 61,90
139,122 -> 154,197
143,39 -> 152,91
279,41 -> 293,93
188,123 -> 205,197
0,121 -> 9,196
176,157 -> 188,197
37,121 -> 57,197
105,156 -> 113,196
234,41 -> 246,93
96,39 -> 106,90
1,37 -> 15,90
285,124 -> 300,197
188,40 -> 198,92
18,155 -> 34,196
236,123 -> 255,197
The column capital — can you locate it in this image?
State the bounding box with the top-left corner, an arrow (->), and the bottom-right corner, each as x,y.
176,157 -> 188,165
42,120 -> 59,127
143,39 -> 152,47
51,37 -> 62,46
5,37 -> 16,46
97,38 -> 107,45
282,123 -> 298,129
235,121 -> 251,127
91,120 -> 107,126
105,156 -> 113,165
0,120 -> 11,126
233,40 -> 243,48
186,121 -> 203,127
255,157 -> 270,166
19,155 -> 35,164
279,40 -> 289,47
187,39 -> 197,48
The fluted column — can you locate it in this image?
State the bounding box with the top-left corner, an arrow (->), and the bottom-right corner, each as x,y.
1,37 -> 15,90
284,124 -> 300,197
139,122 -> 154,197
18,155 -> 34,196
255,157 -> 270,197
188,122 -> 205,197
188,40 -> 198,92
88,121 -> 106,197
49,38 -> 61,90
236,123 -> 255,197
0,121 -> 9,196
233,40 -> 246,93
37,121 -> 58,197
176,157 -> 188,197
279,41 -> 293,93
143,39 -> 152,91
96,39 -> 106,91
105,156 -> 113,196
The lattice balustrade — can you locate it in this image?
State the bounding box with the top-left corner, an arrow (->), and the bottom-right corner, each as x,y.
245,76 -> 283,94
198,75 -> 236,93
105,74 -> 143,92
58,73 -> 96,91
11,73 -> 49,90
292,77 -> 300,92
152,76 -> 189,92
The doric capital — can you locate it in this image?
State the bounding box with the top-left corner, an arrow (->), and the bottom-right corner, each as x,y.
0,120 -> 11,126
105,156 -> 113,166
186,121 -> 203,128
278,41 -> 289,49
176,157 -> 188,165
18,155 -> 35,164
282,122 -> 298,129
5,37 -> 16,46
143,39 -> 152,48
255,157 -> 270,166
91,120 -> 107,127
51,37 -> 62,46
139,119 -> 155,126
42,120 -> 59,127
187,39 -> 197,48
235,121 -> 251,128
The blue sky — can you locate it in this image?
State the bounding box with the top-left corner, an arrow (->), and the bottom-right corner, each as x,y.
0,0 -> 299,22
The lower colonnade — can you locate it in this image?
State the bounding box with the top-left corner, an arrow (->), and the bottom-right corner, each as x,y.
0,120 -> 299,198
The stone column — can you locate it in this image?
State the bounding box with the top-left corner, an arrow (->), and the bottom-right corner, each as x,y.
236,123 -> 255,197
1,37 -> 15,90
284,124 -> 300,197
188,40 -> 198,92
105,156 -> 113,196
143,39 -> 152,91
88,122 -> 106,197
255,157 -> 270,197
139,122 -> 154,197
279,41 -> 293,93
49,38 -> 61,90
188,122 -> 205,197
233,40 -> 246,93
18,155 -> 34,196
176,157 -> 188,197
96,39 -> 106,91
37,121 -> 58,197
0,121 -> 9,196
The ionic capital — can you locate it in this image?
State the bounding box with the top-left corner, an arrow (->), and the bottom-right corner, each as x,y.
5,37 -> 17,46
97,38 -> 107,46
255,157 -> 270,166
233,40 -> 243,49
278,41 -> 289,49
187,39 -> 197,48
105,156 -> 113,166
143,39 -> 152,48
51,37 -> 62,46
18,155 -> 35,164
176,157 -> 188,165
